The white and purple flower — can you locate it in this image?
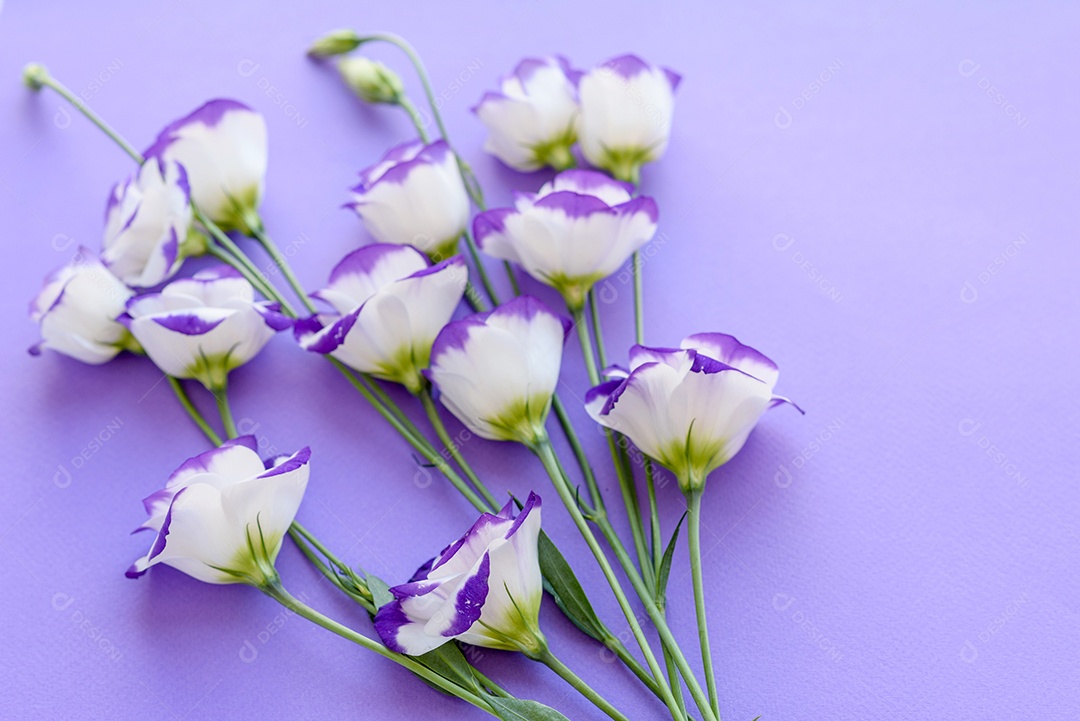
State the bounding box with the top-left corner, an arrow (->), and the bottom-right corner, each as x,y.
346,140 -> 470,261
425,296 -> 569,445
102,157 -> 198,288
586,334 -> 800,493
124,267 -> 291,390
127,436 -> 311,586
144,99 -> 268,232
375,493 -> 544,655
578,54 -> 680,184
473,56 -> 581,172
28,250 -> 136,365
474,170 -> 658,310
296,244 -> 467,393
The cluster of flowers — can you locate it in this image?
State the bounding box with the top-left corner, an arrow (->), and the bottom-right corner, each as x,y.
24,28 -> 798,721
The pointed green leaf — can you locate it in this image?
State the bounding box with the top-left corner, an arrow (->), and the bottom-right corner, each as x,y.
537,530 -> 606,642
488,697 -> 573,721
366,573 -> 394,611
655,512 -> 687,608
415,642 -> 482,693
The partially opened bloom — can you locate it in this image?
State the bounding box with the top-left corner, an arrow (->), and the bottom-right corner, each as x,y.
346,140 -> 470,261
586,334 -> 799,493
28,250 -> 135,364
375,493 -> 544,656
144,99 -> 268,232
296,244 -> 467,393
426,296 -> 569,445
102,157 -> 198,287
124,267 -> 291,390
127,436 -> 311,586
578,54 -> 680,184
473,57 -> 580,171
474,170 -> 657,310
338,56 -> 404,104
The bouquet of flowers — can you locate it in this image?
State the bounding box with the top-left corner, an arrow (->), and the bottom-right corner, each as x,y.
24,28 -> 800,721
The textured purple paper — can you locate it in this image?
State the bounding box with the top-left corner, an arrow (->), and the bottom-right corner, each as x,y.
2,1 -> 1078,719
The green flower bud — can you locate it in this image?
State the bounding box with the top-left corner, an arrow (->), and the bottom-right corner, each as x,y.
307,29 -> 362,59
338,57 -> 404,105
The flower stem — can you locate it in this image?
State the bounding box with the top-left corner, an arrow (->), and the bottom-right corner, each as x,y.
419,387 -> 500,510
260,579 -> 494,714
632,251 -> 645,344
24,64 -> 144,164
246,220 -> 317,314
587,290 -> 609,369
167,378 -> 222,445
532,438 -> 686,721
214,386 -> 239,439
536,648 -> 630,721
397,96 -> 430,142
688,489 -> 720,718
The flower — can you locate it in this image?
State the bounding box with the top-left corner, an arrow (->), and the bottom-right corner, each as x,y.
375,493 -> 544,656
127,436 -> 311,586
425,296 -> 569,445
338,56 -> 404,104
296,244 -> 467,393
28,250 -> 136,364
144,99 -> 268,232
124,267 -> 291,390
346,140 -> 470,261
585,334 -> 800,493
474,169 -> 658,310
102,157 -> 199,288
578,54 -> 680,184
473,57 -> 580,172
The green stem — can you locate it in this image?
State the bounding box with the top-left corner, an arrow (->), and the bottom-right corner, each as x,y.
688,490 -> 720,718
462,229 -> 500,307
632,251 -> 645,344
537,648 -> 630,721
25,66 -> 144,164
469,667 -> 511,698
550,395 -> 604,513
646,458 -> 663,574
260,580 -> 494,714
588,290 -> 609,369
247,221 -> 317,314
419,388 -> 500,510
168,378 -> 222,445
593,515 -> 718,721
532,438 -> 686,721
288,528 -> 375,613
397,96 -> 430,142
214,387 -> 239,439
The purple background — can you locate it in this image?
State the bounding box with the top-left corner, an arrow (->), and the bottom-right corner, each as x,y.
2,1 -> 1077,718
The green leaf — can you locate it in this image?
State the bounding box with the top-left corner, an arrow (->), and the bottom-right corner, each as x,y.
488,697 -> 572,721
366,573 -> 394,611
537,531 -> 606,642
415,642 -> 482,693
655,512 -> 687,609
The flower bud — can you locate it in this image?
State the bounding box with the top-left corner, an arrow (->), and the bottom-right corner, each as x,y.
307,28 -> 363,58
338,57 -> 404,105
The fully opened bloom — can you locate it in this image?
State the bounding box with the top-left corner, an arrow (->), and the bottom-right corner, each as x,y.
586,334 -> 799,493
473,57 -> 580,172
124,267 -> 290,390
144,99 -> 268,231
375,493 -> 544,656
295,244 -> 467,393
474,170 -> 658,310
28,250 -> 135,364
578,54 -> 680,184
102,157 -> 198,287
346,140 -> 470,261
127,436 -> 311,585
426,296 -> 569,445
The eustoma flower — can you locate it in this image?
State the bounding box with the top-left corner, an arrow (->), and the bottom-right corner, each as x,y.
375,493 -> 544,655
144,99 -> 268,232
586,333 -> 799,493
346,140 -> 470,261
473,170 -> 658,310
295,244 -> 467,393
473,56 -> 580,172
102,157 -> 199,287
28,250 -> 136,364
124,267 -> 291,390
578,54 -> 680,184
425,296 -> 569,445
127,436 -> 310,586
